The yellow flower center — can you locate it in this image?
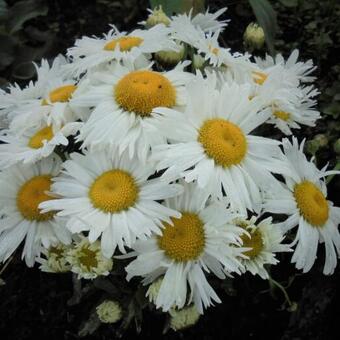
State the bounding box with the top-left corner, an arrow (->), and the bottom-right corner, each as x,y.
89,170 -> 138,213
79,247 -> 98,270
198,118 -> 247,167
28,126 -> 54,149
114,70 -> 176,117
16,175 -> 55,221
43,84 -> 77,104
273,110 -> 290,121
293,181 -> 329,227
104,36 -> 143,51
253,71 -> 267,85
240,228 -> 264,259
209,44 -> 219,55
158,212 -> 205,262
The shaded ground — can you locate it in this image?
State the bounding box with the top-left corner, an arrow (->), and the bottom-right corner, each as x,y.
0,0 -> 339,339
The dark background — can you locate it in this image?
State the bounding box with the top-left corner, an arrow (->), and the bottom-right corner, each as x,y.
0,0 -> 339,339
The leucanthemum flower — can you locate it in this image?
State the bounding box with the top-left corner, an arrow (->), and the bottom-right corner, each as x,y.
265,85 -> 320,135
67,237 -> 113,279
124,182 -> 246,313
151,75 -> 288,213
37,243 -> 71,273
6,56 -> 81,131
170,7 -> 229,35
66,24 -> 177,77
0,119 -> 82,169
263,138 -> 340,275
39,148 -> 183,257
235,216 -> 291,279
0,156 -> 71,266
254,49 -> 316,87
71,62 -> 192,160
171,16 -> 249,69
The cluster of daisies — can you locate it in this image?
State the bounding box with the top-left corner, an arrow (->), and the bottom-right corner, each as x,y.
0,6 -> 339,322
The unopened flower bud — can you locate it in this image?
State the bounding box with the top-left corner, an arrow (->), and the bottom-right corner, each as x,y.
155,43 -> 186,67
244,23 -> 265,50
146,6 -> 171,28
96,300 -> 122,324
169,305 -> 200,331
192,54 -> 206,70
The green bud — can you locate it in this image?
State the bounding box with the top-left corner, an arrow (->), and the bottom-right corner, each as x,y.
145,6 -> 171,28
155,43 -> 186,67
192,54 -> 206,70
244,23 -> 265,50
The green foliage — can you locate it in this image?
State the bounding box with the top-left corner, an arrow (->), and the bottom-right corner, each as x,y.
150,0 -> 205,16
0,0 -> 51,85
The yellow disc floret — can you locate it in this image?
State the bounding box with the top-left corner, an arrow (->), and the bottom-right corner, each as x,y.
48,84 -> 77,103
158,212 -> 205,262
198,118 -> 247,167
89,170 -> 138,213
79,247 -> 99,270
104,36 -> 143,51
28,126 -> 54,149
16,175 -> 54,221
294,180 -> 329,227
253,71 -> 267,85
273,110 -> 290,121
114,70 -> 176,117
240,228 -> 264,259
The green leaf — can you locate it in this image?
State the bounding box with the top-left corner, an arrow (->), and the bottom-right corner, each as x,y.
279,0 -> 298,7
150,0 -> 204,16
249,0 -> 277,56
6,0 -> 48,34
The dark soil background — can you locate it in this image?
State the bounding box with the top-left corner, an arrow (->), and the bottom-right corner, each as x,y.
0,0 -> 339,339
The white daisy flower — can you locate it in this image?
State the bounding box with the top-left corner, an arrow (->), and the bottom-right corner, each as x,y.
266,85 -> 320,135
263,138 -> 340,275
71,62 -> 192,161
151,75 -> 288,213
235,216 -> 291,279
0,118 -> 82,169
66,236 -> 113,279
66,24 -> 176,77
0,79 -> 41,120
170,7 -> 229,35
125,182 -> 246,313
0,156 -> 71,266
39,148 -> 183,257
171,16 -> 248,69
6,56 -> 81,131
254,49 -> 316,86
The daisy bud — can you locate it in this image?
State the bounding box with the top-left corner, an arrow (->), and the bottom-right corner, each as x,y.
169,305 -> 200,331
146,277 -> 163,305
146,6 -> 171,28
155,43 -> 186,67
192,53 -> 205,70
244,23 -> 265,50
96,300 -> 122,324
